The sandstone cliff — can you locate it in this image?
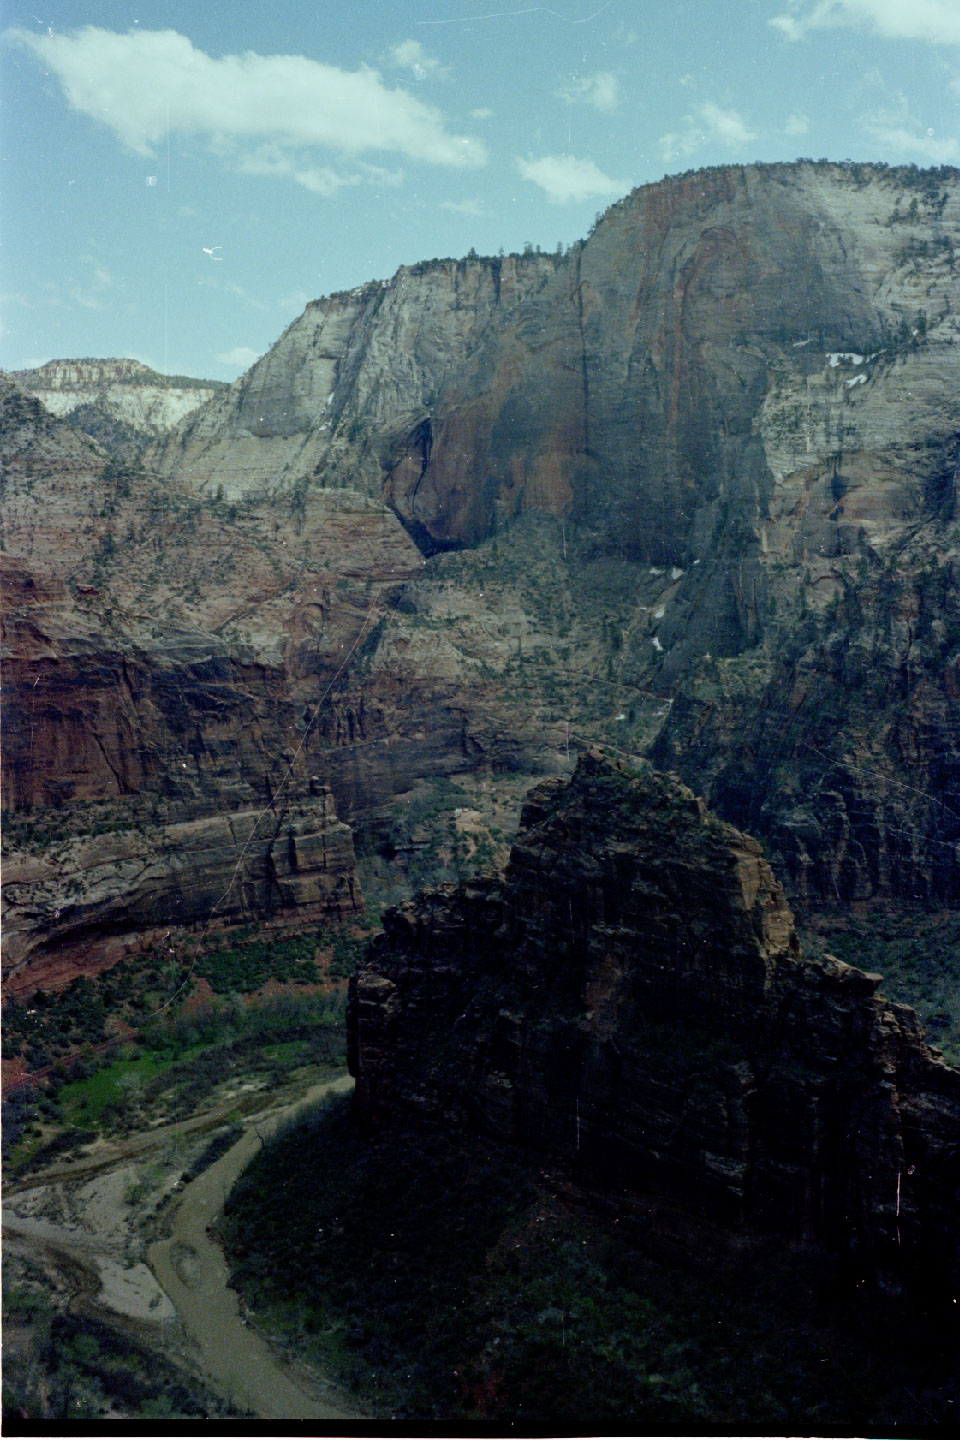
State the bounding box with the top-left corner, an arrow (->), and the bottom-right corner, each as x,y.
13,359 -> 224,463
150,160 -> 960,903
1,376 -> 371,988
3,782 -> 360,992
348,751 -> 960,1298
158,162 -> 959,560
4,163 -> 960,996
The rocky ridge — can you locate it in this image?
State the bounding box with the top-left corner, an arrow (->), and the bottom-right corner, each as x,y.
348,750 -> 960,1297
153,160 -> 960,902
13,358 -> 224,463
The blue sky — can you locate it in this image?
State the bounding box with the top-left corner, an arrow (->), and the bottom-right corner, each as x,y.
3,0 -> 960,379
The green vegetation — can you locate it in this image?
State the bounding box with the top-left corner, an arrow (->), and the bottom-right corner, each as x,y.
800,909 -> 960,1064
194,923 -> 372,993
222,1096 -> 958,1426
195,931 -> 320,993
55,1048 -> 191,1127
3,975 -> 107,1068
2,916 -> 367,1079
3,989 -> 348,1174
1,1288 -> 246,1421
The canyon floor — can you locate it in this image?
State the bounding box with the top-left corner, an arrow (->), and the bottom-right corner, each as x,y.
2,1037 -> 366,1422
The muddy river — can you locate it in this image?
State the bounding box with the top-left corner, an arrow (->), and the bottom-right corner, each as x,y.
5,1073 -> 368,1421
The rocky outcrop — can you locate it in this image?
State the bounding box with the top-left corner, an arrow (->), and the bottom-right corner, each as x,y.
650,531 -> 960,904
3,783 -> 361,992
348,751 -> 960,1296
12,359 -> 224,462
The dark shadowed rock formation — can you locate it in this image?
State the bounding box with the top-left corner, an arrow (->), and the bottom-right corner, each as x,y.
348,750 -> 960,1297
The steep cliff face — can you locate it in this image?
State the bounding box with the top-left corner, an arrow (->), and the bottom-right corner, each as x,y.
4,164 -> 960,993
152,254 -> 561,513
348,751 -> 960,1296
650,516 -> 960,903
12,359 -> 224,462
148,161 -> 960,901
0,378 -> 375,987
158,163 -> 960,561
3,783 -> 360,992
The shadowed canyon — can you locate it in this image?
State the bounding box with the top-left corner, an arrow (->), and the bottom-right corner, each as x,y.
3,160 -> 959,1428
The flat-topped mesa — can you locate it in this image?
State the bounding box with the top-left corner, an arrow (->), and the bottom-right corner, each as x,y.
348,750 -> 960,1298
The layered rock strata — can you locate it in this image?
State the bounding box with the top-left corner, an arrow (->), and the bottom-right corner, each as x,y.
3,784 -> 361,992
4,163 -> 960,995
152,160 -> 960,903
348,751 -> 960,1295
13,358 -> 223,461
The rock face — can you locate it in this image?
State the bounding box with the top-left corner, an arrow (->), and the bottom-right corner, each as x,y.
348,751 -> 960,1296
13,359 -> 224,462
1,377 -> 373,988
4,163 -> 960,995
3,784 -> 361,992
158,163 -> 960,559
150,160 -> 960,903
152,255 -> 561,515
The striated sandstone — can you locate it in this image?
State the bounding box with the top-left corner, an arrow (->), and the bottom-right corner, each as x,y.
4,164 -> 960,994
348,751 -> 960,1296
157,163 -> 960,561
3,784 -> 361,991
12,359 -> 224,461
143,162 -> 960,902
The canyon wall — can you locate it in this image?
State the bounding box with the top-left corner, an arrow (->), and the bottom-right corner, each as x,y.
14,358 -> 224,462
348,751 -> 960,1296
152,160 -> 960,902
4,162 -> 960,991
3,784 -> 360,992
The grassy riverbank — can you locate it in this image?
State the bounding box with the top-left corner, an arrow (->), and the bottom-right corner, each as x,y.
2,1290 -> 247,1422
3,990 -> 347,1176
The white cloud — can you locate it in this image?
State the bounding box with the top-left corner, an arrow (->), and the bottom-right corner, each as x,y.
660,102 -> 757,162
471,107 -> 493,120
215,346 -> 259,369
557,71 -> 620,113
9,26 -> 486,197
197,275 -> 268,310
279,289 -> 311,313
771,0 -> 960,45
65,255 -> 121,311
295,165 -> 360,196
863,111 -> 960,161
388,38 -> 447,80
785,111 -> 810,136
441,198 -> 484,215
855,84 -> 960,160
516,153 -> 628,205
